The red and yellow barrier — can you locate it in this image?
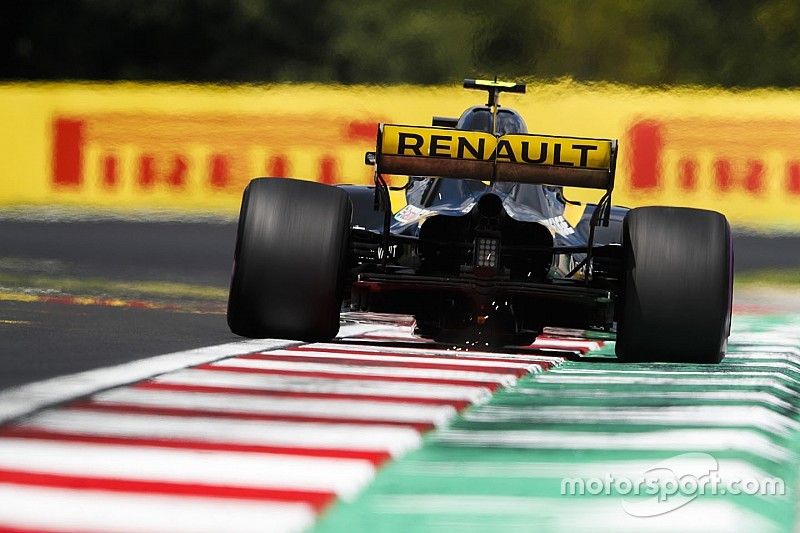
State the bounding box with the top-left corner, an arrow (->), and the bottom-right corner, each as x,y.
2,82 -> 800,229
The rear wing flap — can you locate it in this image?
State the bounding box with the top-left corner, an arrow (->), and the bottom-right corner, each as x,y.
371,123 -> 618,191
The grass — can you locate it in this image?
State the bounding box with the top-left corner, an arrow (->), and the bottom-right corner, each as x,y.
0,272 -> 227,301
734,268 -> 800,287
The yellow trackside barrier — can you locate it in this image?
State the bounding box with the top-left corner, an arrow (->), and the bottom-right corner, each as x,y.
1,81 -> 800,230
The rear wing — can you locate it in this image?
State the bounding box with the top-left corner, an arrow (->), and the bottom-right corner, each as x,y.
371,124 -> 618,191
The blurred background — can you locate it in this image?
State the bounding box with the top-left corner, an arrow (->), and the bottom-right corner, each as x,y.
4,0 -> 800,87
1,0 -> 799,294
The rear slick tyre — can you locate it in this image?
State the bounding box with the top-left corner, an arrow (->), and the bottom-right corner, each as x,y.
615,206 -> 732,364
227,177 -> 352,341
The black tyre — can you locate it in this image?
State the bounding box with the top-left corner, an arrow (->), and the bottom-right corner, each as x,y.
227,177 -> 352,341
616,206 -> 732,363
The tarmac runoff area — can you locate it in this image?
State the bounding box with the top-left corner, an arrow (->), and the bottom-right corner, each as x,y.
0,218 -> 798,531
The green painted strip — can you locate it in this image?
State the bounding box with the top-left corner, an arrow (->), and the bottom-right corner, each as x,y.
314,315 -> 800,533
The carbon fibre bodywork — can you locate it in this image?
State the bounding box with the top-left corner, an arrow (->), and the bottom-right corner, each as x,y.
343,178 -> 626,345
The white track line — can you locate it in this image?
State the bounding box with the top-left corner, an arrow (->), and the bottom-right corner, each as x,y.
433,428 -> 790,462
720,360 -> 800,372
153,368 -> 492,403
514,389 -> 793,409
344,328 -> 424,340
20,409 -> 422,457
259,349 -> 537,370
532,338 -> 603,351
0,437 -> 374,499
463,405 -> 798,435
91,388 -> 457,425
0,483 -> 314,533
344,330 -> 604,353
305,342 -> 562,363
0,323 -> 386,424
211,358 -> 518,385
554,368 -> 798,380
395,456 -> 776,484
369,495 -> 777,533
531,375 -> 795,393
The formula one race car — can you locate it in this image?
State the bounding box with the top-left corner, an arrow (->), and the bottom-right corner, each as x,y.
227,79 -> 733,364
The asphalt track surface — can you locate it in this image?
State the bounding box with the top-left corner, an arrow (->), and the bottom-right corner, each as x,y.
0,219 -> 798,390
0,221 -> 237,390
